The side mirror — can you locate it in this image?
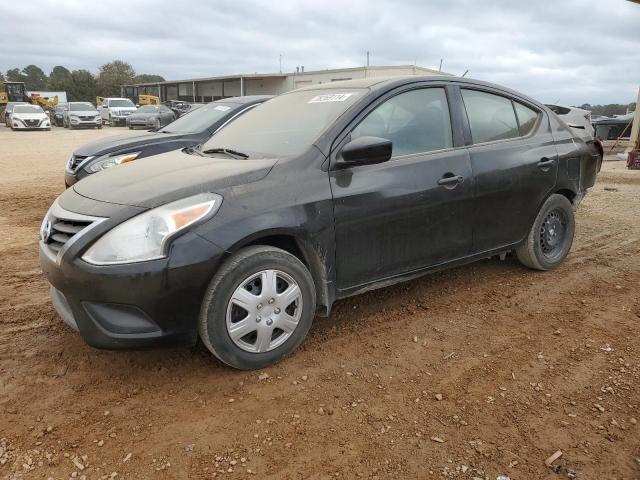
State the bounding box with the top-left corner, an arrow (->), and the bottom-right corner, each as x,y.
337,136 -> 392,168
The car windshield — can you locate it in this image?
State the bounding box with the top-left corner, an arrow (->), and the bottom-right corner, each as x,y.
138,105 -> 159,112
109,99 -> 135,107
14,105 -> 44,114
201,89 -> 364,157
70,103 -> 96,111
161,102 -> 236,134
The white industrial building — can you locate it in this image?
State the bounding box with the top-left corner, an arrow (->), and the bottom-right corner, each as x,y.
122,65 -> 449,103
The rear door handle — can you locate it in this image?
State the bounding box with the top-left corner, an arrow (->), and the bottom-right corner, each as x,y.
437,174 -> 464,187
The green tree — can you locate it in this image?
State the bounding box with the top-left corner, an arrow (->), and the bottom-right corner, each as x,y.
96,60 -> 135,96
133,74 -> 165,84
6,68 -> 26,82
21,65 -> 48,90
0,71 -> 4,82
68,70 -> 97,102
48,66 -> 73,91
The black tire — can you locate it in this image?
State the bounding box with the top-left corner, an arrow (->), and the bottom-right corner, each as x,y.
516,194 -> 575,271
199,246 -> 316,370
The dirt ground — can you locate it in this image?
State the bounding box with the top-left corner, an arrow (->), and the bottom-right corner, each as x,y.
0,125 -> 639,480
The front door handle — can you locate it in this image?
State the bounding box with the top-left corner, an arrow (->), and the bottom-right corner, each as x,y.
537,156 -> 557,171
437,174 -> 464,187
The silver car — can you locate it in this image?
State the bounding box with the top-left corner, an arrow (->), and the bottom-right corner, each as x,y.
63,102 -> 102,129
126,105 -> 175,129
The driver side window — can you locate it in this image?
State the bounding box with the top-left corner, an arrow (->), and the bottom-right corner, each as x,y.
351,88 -> 453,157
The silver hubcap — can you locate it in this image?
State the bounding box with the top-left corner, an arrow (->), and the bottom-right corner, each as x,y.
226,269 -> 303,353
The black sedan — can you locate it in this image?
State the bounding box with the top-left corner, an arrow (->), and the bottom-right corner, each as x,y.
64,95 -> 271,187
126,104 -> 175,129
52,103 -> 67,127
41,76 -> 599,370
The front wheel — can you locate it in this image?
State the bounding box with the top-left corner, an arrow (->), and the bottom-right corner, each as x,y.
199,246 -> 316,370
516,194 -> 575,271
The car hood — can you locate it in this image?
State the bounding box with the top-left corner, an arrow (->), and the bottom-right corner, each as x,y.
73,150 -> 278,209
74,131 -> 188,156
128,112 -> 156,120
13,112 -> 48,120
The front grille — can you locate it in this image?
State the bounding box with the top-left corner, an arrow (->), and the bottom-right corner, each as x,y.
79,116 -> 96,121
46,219 -> 93,253
24,119 -> 40,127
68,154 -> 92,172
41,203 -> 104,258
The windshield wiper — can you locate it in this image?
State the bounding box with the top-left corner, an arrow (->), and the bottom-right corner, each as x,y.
184,146 -> 205,156
202,147 -> 249,159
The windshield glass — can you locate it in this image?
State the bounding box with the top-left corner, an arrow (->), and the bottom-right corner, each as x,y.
201,89 -> 364,157
161,102 -> 236,134
14,105 -> 44,114
137,105 -> 159,113
70,103 -> 96,111
109,99 -> 135,108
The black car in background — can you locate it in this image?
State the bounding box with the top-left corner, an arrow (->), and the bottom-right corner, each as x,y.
41,76 -> 599,370
64,95 -> 271,187
52,103 -> 68,127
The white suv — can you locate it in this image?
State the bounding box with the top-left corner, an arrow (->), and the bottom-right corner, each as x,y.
98,98 -> 137,126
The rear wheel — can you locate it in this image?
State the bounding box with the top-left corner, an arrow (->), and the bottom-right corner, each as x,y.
199,246 -> 316,370
109,115 -> 115,127
516,194 -> 575,271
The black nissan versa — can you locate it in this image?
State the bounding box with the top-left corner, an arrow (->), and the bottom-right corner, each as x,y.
64,95 -> 271,187
40,76 -> 600,370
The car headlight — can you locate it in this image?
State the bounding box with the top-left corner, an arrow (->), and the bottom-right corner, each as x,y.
82,193 -> 222,265
85,152 -> 142,173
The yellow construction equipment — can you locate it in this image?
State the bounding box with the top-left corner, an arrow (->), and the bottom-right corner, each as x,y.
1,81 -> 31,120
138,94 -> 161,105
30,93 -> 59,110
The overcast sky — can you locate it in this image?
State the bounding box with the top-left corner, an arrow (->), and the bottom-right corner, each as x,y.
1,0 -> 638,105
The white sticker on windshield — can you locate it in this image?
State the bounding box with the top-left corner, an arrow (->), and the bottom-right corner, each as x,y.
308,93 -> 356,104
214,105 -> 231,111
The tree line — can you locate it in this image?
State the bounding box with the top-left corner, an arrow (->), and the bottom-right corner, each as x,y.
576,103 -> 635,117
0,60 -> 164,102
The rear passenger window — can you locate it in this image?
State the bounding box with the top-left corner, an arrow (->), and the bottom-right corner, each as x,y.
514,102 -> 539,136
351,88 -> 452,157
461,89 -> 519,144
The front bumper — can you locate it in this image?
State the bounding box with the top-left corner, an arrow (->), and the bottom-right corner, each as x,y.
12,120 -> 50,130
70,118 -> 102,128
127,120 -> 152,128
39,200 -> 225,349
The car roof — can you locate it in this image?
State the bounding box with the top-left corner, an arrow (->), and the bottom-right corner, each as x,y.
219,95 -> 273,105
293,75 -> 543,107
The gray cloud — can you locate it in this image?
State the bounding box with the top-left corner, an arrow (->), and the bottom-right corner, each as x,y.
1,0 -> 638,105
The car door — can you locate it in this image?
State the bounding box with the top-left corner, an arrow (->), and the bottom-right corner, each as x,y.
458,87 -> 559,253
330,86 -> 474,290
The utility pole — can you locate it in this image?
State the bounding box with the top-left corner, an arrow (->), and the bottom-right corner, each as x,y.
279,54 -> 282,74
366,51 -> 370,67
439,59 -> 443,72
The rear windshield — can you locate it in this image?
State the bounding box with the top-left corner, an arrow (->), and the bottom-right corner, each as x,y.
14,105 -> 44,114
161,102 -> 237,134
108,99 -> 135,107
70,103 -> 96,111
201,89 -> 364,157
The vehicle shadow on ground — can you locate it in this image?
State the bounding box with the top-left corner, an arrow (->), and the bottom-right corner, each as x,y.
58,256 -> 521,379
